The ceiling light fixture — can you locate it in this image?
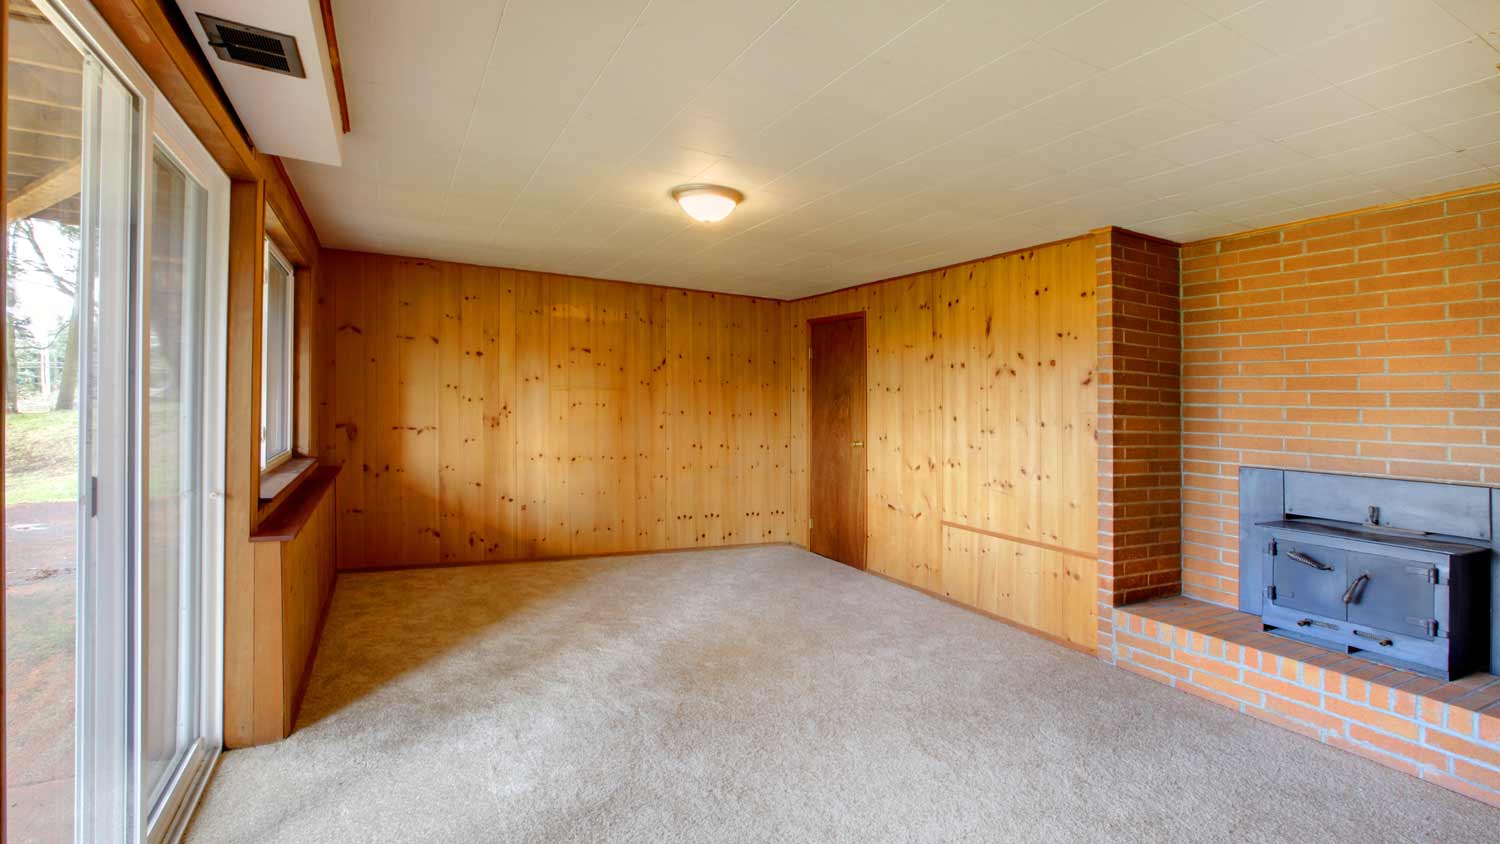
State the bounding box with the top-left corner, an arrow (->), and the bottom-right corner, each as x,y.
671,184 -> 743,223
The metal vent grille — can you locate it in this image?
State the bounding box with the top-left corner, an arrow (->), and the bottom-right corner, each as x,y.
197,13 -> 305,78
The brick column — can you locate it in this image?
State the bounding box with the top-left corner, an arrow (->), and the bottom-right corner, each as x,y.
1094,227 -> 1183,659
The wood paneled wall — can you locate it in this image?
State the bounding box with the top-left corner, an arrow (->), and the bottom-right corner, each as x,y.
320,250 -> 789,569
321,240 -> 1098,647
784,237 -> 1100,648
246,470 -> 337,743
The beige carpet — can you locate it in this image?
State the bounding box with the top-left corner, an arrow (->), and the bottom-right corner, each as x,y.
185,545 -> 1500,843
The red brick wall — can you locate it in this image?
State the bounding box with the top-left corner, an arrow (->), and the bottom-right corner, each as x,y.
1179,186 -> 1500,606
1110,601 -> 1500,808
1095,227 -> 1183,652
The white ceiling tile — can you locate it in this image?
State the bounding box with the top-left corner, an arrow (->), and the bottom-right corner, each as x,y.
827,46 -> 1097,178
1364,152 -> 1492,193
1463,139 -> 1500,167
1398,166 -> 1498,197
688,0 -> 944,131
1273,173 -> 1389,206
1340,37 -> 1499,109
1110,23 -> 1273,97
1427,110 -> 1500,151
1130,210 -> 1236,240
1147,121 -> 1267,166
1435,0 -> 1500,47
1384,76 -> 1500,133
1053,187 -> 1171,217
1333,133 -> 1456,175
1013,71 -> 1161,135
1279,111 -> 1413,158
1291,188 -> 1405,219
1202,192 -> 1302,223
1038,0 -> 1216,69
1130,142 -> 1308,199
1235,86 -> 1374,141
1073,148 -> 1183,185
1225,156 -> 1362,196
1178,55 -> 1330,120
1291,3 -> 1473,86
1094,100 -> 1218,149
1181,0 -> 1263,19
1221,0 -> 1404,53
1030,131 -> 1136,172
630,144 -> 721,179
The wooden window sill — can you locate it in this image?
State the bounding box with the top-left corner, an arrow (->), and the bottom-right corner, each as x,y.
260,456 -> 317,502
252,464 -> 340,543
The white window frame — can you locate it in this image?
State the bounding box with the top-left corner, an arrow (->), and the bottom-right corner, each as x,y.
260,238 -> 296,471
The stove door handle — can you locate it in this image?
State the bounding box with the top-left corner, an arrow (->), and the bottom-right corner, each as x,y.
1352,628 -> 1392,647
1288,550 -> 1333,571
1343,572 -> 1370,604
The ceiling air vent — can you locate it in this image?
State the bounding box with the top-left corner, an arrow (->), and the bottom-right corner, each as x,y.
197,13 -> 306,78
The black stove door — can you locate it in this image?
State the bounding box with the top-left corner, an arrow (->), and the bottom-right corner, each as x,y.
1271,539 -> 1347,619
1344,550 -> 1436,640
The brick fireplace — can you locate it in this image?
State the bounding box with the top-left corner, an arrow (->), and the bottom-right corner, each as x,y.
1098,184 -> 1500,808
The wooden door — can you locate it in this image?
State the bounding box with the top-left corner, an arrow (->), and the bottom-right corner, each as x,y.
809,315 -> 867,569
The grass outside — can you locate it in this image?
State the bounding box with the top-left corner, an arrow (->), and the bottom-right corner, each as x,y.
5,410 -> 79,505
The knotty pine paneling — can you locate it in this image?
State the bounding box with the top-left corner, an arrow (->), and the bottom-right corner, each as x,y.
321,250 -> 788,569
785,237 -> 1099,648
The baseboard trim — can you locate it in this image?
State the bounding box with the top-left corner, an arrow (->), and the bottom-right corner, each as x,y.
864,569 -> 1097,656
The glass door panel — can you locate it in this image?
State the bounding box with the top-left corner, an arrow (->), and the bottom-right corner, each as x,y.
6,1 -> 138,841
142,146 -> 206,821
5,3 -> 88,840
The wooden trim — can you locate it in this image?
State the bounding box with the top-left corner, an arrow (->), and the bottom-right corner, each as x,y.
318,0 -> 349,133
293,264 -> 315,456
224,180 -> 266,746
939,521 -> 1096,562
784,232 -> 1099,303
253,465 -> 339,542
864,570 -> 1097,656
1182,181 -> 1500,247
338,541 -> 794,574
805,310 -> 865,325
266,157 -> 318,264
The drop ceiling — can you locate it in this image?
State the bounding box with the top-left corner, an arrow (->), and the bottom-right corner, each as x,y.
283,0 -> 1500,299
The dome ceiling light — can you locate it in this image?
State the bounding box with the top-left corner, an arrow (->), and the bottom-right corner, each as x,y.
671,184 -> 743,223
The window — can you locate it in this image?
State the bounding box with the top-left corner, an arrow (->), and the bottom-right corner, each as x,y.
261,239 -> 295,469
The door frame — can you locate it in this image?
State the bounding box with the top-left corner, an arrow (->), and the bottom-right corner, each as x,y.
805,311 -> 868,570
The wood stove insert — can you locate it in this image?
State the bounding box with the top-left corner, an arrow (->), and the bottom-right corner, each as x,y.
1239,469 -> 1498,680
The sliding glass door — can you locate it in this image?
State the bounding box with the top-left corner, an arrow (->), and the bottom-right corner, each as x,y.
139,106 -> 227,842
5,2 -> 138,839
6,1 -> 228,841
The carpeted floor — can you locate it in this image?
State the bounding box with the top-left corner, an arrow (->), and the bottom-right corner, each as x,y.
185,545 -> 1500,843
